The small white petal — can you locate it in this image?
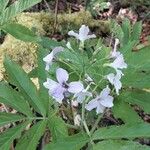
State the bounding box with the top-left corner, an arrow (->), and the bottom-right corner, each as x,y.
110,54 -> 127,70
68,30 -> 79,39
52,46 -> 64,55
43,53 -> 53,63
68,81 -> 84,93
96,103 -> 105,114
51,84 -> 65,103
85,98 -> 98,111
100,95 -> 114,108
68,25 -> 96,42
56,68 -> 69,84
74,91 -> 92,103
100,86 -> 111,99
43,78 -> 58,91
106,73 -> 122,95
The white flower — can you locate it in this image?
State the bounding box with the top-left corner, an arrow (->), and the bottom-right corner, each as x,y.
68,25 -> 96,42
109,54 -> 127,71
43,46 -> 64,71
85,86 -> 114,114
106,71 -> 122,95
74,89 -> 92,103
43,68 -> 84,103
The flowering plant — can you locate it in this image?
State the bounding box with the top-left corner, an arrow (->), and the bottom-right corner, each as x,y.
0,11 -> 150,149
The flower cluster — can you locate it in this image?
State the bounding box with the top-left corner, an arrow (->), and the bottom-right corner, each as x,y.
106,39 -> 127,95
43,25 -> 127,115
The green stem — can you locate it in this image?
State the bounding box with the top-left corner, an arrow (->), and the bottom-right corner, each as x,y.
90,114 -> 102,134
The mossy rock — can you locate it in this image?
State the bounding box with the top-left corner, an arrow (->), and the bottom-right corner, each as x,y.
0,10 -> 110,80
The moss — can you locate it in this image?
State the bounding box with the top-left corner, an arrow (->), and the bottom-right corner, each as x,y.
0,10 -> 110,80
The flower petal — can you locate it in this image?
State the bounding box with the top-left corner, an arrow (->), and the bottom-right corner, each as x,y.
85,99 -> 98,111
51,84 -> 65,103
110,54 -> 127,70
96,103 -> 105,114
100,86 -> 111,99
87,34 -> 96,40
68,30 -> 79,39
106,73 -> 115,84
79,25 -> 90,42
68,81 -> 84,93
43,78 -> 58,92
56,68 -> 69,84
74,91 -> 92,103
52,46 -> 64,56
43,53 -> 53,63
100,95 -> 114,108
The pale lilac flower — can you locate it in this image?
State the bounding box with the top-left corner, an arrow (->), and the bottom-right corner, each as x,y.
85,86 -> 114,114
43,47 -> 64,71
74,89 -> 92,103
106,72 -> 122,95
68,25 -> 96,42
43,68 -> 84,103
109,54 -> 127,71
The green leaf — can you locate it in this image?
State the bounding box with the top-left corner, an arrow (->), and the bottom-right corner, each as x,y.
131,21 -> 142,41
0,0 -> 9,13
92,123 -> 150,140
123,46 -> 150,88
122,19 -> 131,45
112,100 -> 142,124
16,120 -> 47,150
44,133 -> 89,150
37,47 -> 49,115
0,112 -> 25,127
0,121 -> 29,150
38,37 -> 63,49
93,140 -> 150,150
0,0 -> 42,25
0,82 -> 33,117
121,90 -> 150,113
48,115 -> 68,141
4,56 -> 46,116
2,23 -> 40,42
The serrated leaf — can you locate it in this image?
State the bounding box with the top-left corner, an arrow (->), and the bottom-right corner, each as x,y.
0,0 -> 9,13
0,121 -> 29,150
131,21 -> 142,41
37,47 -> 50,115
0,0 -> 42,25
122,19 -> 131,45
92,123 -> 150,140
93,140 -> 150,150
112,100 -> 142,124
2,23 -> 40,42
48,115 -> 68,141
121,89 -> 150,113
0,112 -> 26,127
16,120 -> 47,150
4,56 -> 46,116
44,132 -> 89,150
0,82 -> 33,117
123,46 -> 150,88
37,37 -> 63,49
